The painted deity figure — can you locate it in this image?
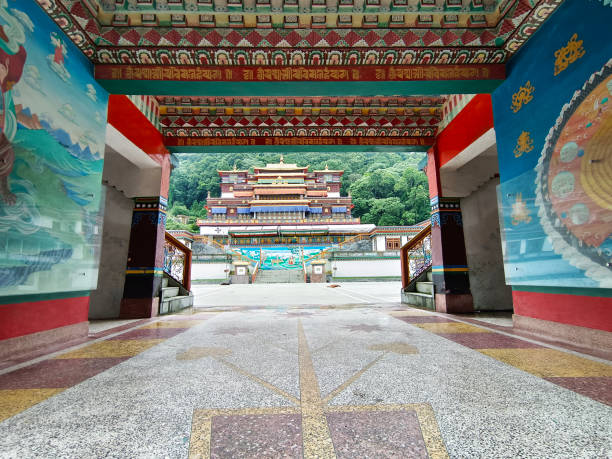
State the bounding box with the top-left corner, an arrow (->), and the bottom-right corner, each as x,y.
0,19 -> 27,205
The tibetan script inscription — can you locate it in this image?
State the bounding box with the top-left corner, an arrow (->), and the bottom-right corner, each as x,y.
97,65 -> 504,82
166,136 -> 430,147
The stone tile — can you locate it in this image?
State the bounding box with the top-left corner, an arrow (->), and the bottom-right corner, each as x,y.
0,389 -> 64,422
415,322 -> 491,334
139,320 -> 205,329
545,377 -> 612,406
437,332 -> 542,349
397,316 -> 455,324
479,349 -> 612,377
159,313 -> 214,321
210,413 -> 302,458
108,328 -> 186,340
389,309 -> 432,317
54,340 -> 164,359
0,358 -> 128,389
326,410 -> 428,458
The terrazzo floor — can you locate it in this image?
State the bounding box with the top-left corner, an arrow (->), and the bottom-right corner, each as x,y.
0,304 -> 611,458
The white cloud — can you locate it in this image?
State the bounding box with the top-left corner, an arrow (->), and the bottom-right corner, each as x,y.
23,65 -> 42,92
85,84 -> 97,102
58,103 -> 76,122
10,8 -> 34,33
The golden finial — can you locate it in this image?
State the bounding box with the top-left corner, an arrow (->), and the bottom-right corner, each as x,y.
324,163 -> 329,171
280,154 -> 284,164
233,162 -> 237,171
207,190 -> 211,198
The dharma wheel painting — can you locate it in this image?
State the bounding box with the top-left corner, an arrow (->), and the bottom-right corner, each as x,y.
535,60 -> 612,287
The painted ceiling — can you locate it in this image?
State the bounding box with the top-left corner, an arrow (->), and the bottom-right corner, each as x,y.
41,0 -> 562,66
157,95 -> 445,137
39,0 -> 562,143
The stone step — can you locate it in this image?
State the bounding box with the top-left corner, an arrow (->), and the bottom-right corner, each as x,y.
162,277 -> 169,288
254,270 -> 305,283
416,281 -> 433,295
427,271 -> 433,282
160,295 -> 193,315
161,287 -> 179,300
401,291 -> 434,309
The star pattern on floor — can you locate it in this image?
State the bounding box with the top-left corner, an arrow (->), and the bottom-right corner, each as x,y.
343,324 -> 383,333
212,327 -> 252,336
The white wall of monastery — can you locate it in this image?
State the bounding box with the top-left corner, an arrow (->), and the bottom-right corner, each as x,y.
192,263 -> 229,281
331,258 -> 400,278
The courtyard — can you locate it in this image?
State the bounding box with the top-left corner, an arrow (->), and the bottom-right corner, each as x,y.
0,283 -> 610,458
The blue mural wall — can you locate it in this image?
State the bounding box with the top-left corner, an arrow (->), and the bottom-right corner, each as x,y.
237,246 -> 329,270
0,0 -> 109,296
492,0 -> 612,288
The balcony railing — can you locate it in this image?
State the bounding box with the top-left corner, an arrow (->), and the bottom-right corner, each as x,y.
163,232 -> 192,290
400,223 -> 432,290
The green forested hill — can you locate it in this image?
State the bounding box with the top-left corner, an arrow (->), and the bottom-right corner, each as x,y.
168,152 -> 429,231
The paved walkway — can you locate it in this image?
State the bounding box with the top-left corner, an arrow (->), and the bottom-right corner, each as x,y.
0,288 -> 611,457
191,281 -> 403,308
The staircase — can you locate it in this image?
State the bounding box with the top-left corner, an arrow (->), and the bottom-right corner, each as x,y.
254,269 -> 305,284
400,223 -> 433,309
160,275 -> 194,314
401,268 -> 434,309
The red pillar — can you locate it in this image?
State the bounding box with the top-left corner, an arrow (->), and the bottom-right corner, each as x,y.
107,95 -> 173,318
426,145 -> 474,313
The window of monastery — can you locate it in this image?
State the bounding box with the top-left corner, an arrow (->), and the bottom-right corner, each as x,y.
386,237 -> 401,250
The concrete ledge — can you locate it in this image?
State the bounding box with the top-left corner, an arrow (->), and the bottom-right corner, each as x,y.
0,322 -> 89,362
120,297 -> 159,319
513,314 -> 612,357
435,293 -> 474,313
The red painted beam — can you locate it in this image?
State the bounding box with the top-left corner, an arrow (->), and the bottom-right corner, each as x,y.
96,64 -> 505,83
107,94 -> 167,156
164,136 -> 434,147
435,94 -> 494,168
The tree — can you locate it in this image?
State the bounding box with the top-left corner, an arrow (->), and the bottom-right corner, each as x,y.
167,151 -> 429,227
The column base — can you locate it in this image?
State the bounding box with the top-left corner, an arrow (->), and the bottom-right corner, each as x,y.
435,293 -> 474,313
119,297 -> 159,319
513,314 -> 612,357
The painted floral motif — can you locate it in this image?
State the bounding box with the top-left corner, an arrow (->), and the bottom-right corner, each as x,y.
513,131 -> 534,158
511,81 -> 534,113
554,33 -> 585,76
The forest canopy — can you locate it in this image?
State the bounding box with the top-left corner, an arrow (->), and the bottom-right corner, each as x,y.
167,152 -> 429,231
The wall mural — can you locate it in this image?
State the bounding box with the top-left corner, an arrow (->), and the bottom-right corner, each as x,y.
535,61 -> 612,287
492,0 -> 612,288
238,247 -> 329,271
0,0 -> 109,296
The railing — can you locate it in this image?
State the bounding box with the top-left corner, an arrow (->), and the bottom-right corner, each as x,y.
302,256 -> 307,283
164,232 -> 192,290
400,223 -> 432,290
251,261 -> 260,283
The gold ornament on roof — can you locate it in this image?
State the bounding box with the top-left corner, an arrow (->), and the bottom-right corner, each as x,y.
514,131 -> 534,158
280,154 -> 284,164
324,164 -> 329,171
511,81 -> 535,113
233,163 -> 237,171
554,33 -> 585,76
